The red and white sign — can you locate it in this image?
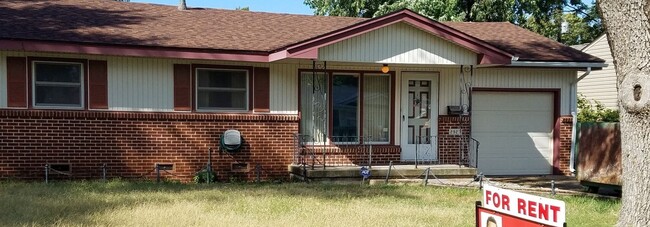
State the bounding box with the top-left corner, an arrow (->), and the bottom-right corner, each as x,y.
482,184 -> 566,227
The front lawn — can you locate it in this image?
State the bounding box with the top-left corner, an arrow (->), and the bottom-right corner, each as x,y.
0,181 -> 619,226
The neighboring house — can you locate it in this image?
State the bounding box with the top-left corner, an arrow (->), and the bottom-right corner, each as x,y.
575,34 -> 618,109
0,0 -> 605,181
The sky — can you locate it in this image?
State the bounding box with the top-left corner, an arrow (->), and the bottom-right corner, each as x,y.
130,0 -> 594,16
130,0 -> 314,15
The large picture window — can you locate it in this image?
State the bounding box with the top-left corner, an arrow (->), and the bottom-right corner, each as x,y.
300,71 -> 391,144
32,61 -> 83,108
196,68 -> 248,111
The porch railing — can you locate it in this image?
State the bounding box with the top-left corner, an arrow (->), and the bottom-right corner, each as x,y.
293,134 -> 374,169
414,136 -> 438,167
468,137 -> 480,168
293,133 -> 481,169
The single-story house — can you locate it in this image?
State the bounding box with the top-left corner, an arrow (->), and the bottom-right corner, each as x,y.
0,0 -> 606,181
575,34 -> 618,109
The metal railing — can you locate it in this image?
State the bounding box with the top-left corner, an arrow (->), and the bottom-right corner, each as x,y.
414,135 -> 439,167
293,133 -> 480,169
468,138 -> 480,168
293,134 -> 374,169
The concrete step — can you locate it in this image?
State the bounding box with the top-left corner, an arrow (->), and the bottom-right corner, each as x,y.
288,164 -> 477,179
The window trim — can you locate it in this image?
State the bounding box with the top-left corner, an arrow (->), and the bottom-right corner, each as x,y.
298,69 -> 395,145
194,67 -> 250,112
31,60 -> 85,109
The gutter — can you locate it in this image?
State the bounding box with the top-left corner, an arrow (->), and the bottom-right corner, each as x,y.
509,60 -> 607,68
569,67 -> 592,174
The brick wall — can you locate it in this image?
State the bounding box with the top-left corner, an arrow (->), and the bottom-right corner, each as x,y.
298,145 -> 400,166
437,116 -> 471,165
558,116 -> 573,175
0,110 -> 299,182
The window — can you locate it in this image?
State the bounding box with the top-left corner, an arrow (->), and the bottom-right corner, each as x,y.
196,68 -> 248,111
300,72 -> 328,143
363,74 -> 390,143
33,61 -> 84,108
332,73 -> 359,141
300,71 -> 391,144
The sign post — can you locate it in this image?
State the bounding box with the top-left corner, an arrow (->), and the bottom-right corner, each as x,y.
476,184 -> 566,227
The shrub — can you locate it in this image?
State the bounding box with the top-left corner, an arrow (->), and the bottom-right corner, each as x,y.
193,169 -> 216,183
577,94 -> 619,122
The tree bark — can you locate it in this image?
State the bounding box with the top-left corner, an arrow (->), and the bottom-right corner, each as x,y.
599,0 -> 650,226
178,0 -> 187,10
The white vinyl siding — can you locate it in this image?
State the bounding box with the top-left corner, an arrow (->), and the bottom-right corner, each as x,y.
0,51 -> 576,119
318,22 -> 477,65
0,51 -> 300,114
577,35 -> 618,109
108,57 -> 174,112
269,63 -> 299,114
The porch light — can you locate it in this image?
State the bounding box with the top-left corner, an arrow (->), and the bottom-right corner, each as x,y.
381,64 -> 390,73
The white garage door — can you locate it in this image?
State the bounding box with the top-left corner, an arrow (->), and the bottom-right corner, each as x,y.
472,91 -> 554,175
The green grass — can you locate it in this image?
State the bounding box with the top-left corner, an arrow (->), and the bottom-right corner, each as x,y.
0,180 -> 619,226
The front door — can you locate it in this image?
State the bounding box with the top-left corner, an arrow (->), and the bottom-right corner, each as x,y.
400,72 -> 438,161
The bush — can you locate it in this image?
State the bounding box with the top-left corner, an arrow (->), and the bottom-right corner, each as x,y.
193,169 -> 216,183
577,94 -> 619,122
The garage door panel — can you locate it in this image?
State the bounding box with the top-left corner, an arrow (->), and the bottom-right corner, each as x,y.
474,133 -> 552,151
472,91 -> 554,175
473,92 -> 553,111
480,157 -> 551,175
473,112 -> 552,132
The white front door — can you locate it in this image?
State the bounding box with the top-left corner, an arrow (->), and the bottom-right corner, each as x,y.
400,72 -> 439,161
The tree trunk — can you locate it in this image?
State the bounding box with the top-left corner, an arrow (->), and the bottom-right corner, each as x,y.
599,0 -> 650,226
178,0 -> 187,10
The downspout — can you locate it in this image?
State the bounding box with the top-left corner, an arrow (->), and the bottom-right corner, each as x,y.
569,67 -> 591,174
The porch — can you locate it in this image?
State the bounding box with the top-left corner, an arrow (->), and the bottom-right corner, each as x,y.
288,164 -> 478,180
291,134 -> 479,179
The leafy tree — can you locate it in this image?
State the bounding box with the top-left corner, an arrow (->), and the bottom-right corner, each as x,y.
304,0 -> 603,45
599,0 -> 650,225
304,0 -> 395,17
577,94 -> 619,122
373,0 -> 462,21
236,6 -> 250,11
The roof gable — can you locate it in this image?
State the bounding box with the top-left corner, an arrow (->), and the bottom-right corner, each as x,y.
274,9 -> 512,64
317,22 -> 477,65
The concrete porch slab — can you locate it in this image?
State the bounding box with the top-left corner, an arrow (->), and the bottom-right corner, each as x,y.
288,164 -> 477,179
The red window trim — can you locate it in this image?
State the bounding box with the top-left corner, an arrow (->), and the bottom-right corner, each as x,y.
190,64 -> 254,113
297,69 -> 396,145
26,57 -> 89,110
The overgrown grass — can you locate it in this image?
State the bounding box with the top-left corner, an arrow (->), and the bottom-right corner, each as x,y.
0,180 -> 619,226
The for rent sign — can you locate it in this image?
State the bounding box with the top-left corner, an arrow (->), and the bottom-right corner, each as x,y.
481,184 -> 566,227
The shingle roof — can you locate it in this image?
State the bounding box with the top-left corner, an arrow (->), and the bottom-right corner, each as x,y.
442,22 -> 602,62
0,0 -> 364,52
0,0 -> 603,63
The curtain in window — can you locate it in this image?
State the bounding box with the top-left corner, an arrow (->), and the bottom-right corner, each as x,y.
363,74 -> 390,143
300,72 -> 328,143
